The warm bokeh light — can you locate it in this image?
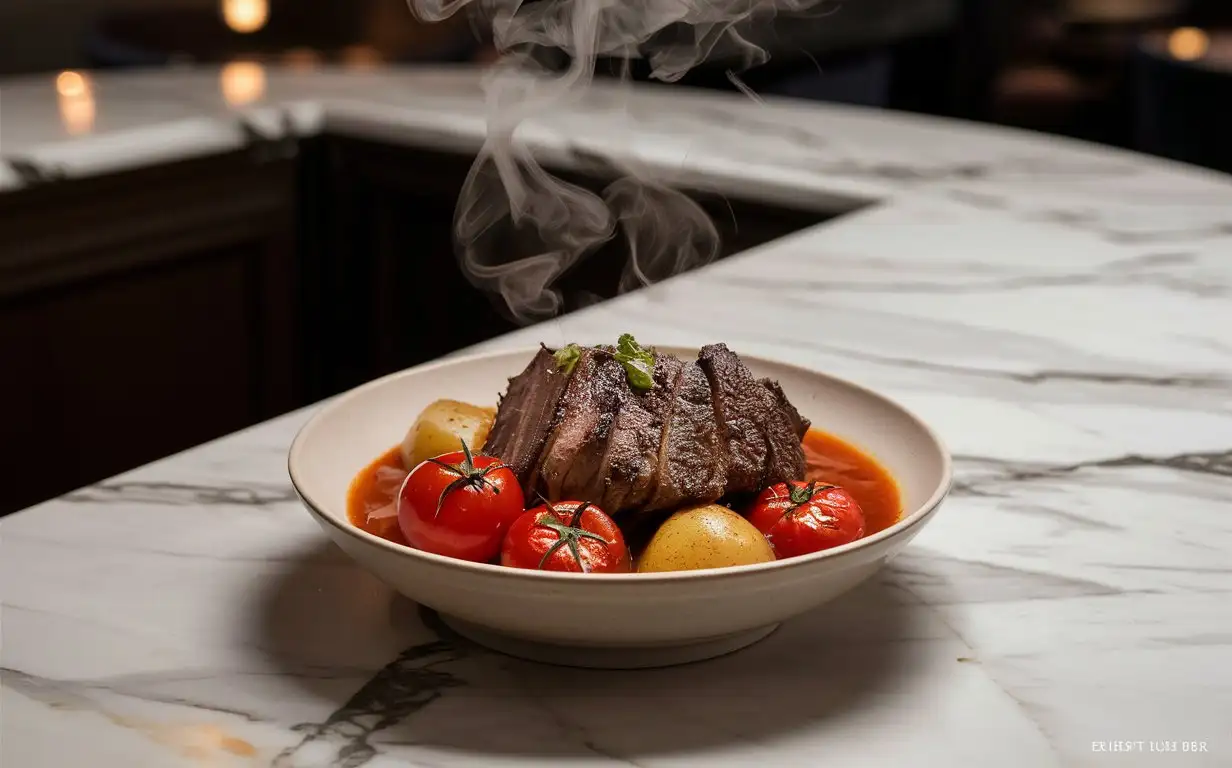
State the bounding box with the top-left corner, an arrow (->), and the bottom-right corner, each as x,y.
220,61 -> 266,106
56,71 -> 88,98
1168,27 -> 1209,61
341,45 -> 382,70
283,47 -> 322,71
56,71 -> 95,135
221,0 -> 269,34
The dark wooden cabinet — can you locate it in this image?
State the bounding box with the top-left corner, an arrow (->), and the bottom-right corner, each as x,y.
294,139 -> 517,400
0,152 -> 298,514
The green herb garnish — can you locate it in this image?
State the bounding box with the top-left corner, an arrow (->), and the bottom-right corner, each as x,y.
613,333 -> 655,391
553,335 -> 656,391
554,343 -> 582,374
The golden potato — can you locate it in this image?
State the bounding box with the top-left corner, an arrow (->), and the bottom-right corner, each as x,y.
400,399 -> 496,470
636,504 -> 775,573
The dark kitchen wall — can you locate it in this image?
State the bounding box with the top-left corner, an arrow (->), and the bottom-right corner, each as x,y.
0,0 -> 211,75
0,0 -> 471,75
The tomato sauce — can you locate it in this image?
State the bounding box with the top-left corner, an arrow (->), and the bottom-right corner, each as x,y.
801,429 -> 901,535
348,446 -> 410,545
347,428 -> 901,544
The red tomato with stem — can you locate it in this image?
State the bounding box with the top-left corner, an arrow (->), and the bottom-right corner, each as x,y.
746,480 -> 866,559
501,500 -> 631,573
397,439 -> 525,562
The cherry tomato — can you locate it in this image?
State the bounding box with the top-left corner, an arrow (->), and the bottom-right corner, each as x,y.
501,500 -> 631,573
746,481 -> 865,559
397,440 -> 525,562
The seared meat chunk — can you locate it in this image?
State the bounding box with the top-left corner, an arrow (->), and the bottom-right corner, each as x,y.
646,360 -> 727,511
487,341 -> 810,515
483,346 -> 571,486
598,355 -> 681,512
699,343 -> 807,494
762,378 -> 811,440
535,348 -> 627,502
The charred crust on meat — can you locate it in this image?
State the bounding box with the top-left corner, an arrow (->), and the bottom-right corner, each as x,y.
486,342 -> 809,516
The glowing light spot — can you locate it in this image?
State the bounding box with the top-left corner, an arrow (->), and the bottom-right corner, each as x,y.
56,71 -> 95,135
56,71 -> 87,98
221,61 -> 266,106
1168,27 -> 1209,61
222,0 -> 269,34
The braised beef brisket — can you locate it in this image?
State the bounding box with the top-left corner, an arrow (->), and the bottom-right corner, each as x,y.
484,342 -> 809,514
697,344 -> 772,494
596,354 -> 681,511
483,346 -> 571,487
647,360 -> 727,511
535,348 -> 627,502
763,378 -> 812,439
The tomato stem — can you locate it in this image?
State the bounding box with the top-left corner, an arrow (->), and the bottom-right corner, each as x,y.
424,439 -> 510,518
535,499 -> 611,573
779,480 -> 837,524
567,500 -> 591,528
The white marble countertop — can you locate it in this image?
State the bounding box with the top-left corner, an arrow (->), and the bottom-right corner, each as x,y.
2,64 -> 1231,768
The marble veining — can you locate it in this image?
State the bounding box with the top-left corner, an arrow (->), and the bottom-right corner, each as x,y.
3,62 -> 1232,767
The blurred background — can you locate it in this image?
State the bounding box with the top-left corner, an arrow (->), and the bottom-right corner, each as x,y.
2,0 -> 1230,169
1,0 -> 1229,515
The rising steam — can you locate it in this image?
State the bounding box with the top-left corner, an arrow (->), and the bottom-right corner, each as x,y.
408,0 -> 833,323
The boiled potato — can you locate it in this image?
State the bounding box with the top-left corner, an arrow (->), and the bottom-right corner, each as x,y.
400,399 -> 496,470
636,504 -> 775,573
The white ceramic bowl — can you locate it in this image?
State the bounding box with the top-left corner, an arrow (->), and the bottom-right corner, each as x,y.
289,346 -> 951,668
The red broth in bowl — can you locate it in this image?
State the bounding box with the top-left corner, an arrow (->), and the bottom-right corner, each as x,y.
348,427 -> 901,548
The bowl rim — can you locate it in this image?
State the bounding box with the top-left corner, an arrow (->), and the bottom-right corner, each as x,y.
289,344 -> 953,584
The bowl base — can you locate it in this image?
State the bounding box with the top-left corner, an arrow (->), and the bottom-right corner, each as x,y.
441,616 -> 779,669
